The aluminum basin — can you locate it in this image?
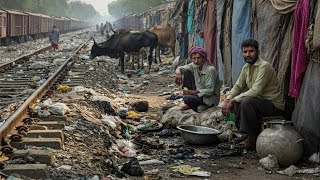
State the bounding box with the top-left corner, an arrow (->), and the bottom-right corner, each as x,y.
177,125 -> 221,145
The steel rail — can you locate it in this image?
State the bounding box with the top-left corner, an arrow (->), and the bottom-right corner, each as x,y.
0,30 -> 90,71
0,38 -> 90,140
0,45 -> 51,71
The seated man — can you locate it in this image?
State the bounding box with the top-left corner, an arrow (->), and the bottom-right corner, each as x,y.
175,46 -> 220,112
222,39 -> 285,149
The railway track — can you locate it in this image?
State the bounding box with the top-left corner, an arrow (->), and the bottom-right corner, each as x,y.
0,32 -> 92,179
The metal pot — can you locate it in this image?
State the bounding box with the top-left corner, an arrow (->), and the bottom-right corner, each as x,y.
177,125 -> 221,145
256,120 -> 304,166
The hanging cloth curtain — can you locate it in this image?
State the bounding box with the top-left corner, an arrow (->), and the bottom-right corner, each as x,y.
289,0 -> 310,97
204,0 -> 218,70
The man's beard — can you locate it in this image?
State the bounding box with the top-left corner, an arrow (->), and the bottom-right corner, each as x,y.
193,62 -> 200,68
244,56 -> 258,64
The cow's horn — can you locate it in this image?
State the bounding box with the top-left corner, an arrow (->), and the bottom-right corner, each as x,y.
93,38 -> 97,44
111,27 -> 116,33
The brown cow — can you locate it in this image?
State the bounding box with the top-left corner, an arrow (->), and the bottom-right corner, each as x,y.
149,24 -> 176,63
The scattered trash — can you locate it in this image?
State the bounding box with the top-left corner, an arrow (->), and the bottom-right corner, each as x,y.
277,165 -> 320,176
131,101 -> 149,112
57,165 -> 72,170
259,155 -> 279,171
171,165 -> 210,177
57,85 -> 71,93
101,115 -> 121,129
308,152 -> 320,163
48,103 -> 70,116
121,158 -> 144,176
126,111 -> 140,119
64,126 -> 75,131
139,159 -> 165,165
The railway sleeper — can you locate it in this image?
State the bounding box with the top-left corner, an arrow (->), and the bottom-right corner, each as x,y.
26,130 -> 64,141
10,138 -> 62,149
2,164 -> 49,179
8,149 -> 54,165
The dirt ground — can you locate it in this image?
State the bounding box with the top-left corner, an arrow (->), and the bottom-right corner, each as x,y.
46,40 -> 319,180
113,63 -> 318,180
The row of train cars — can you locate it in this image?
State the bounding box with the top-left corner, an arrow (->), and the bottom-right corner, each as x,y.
0,9 -> 90,45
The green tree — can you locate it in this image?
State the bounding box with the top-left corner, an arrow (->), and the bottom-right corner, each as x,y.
68,1 -> 99,21
108,0 -> 168,18
0,0 -> 100,21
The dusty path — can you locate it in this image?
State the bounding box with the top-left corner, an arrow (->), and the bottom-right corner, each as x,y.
43,33 -> 318,179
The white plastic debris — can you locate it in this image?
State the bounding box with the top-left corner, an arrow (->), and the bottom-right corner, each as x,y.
38,110 -> 51,118
259,155 -> 279,171
48,103 -> 70,116
308,152 -> 320,163
101,115 -> 120,129
116,139 -> 136,149
277,165 -> 299,176
89,175 -> 99,180
64,126 -> 75,131
139,159 -> 165,165
57,165 -> 72,170
190,171 -> 211,177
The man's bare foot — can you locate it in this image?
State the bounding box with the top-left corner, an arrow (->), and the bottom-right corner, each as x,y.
180,105 -> 190,111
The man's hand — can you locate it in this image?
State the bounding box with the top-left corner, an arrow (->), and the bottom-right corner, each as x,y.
175,77 -> 182,85
183,90 -> 199,95
175,68 -> 182,85
221,99 -> 236,116
227,99 -> 236,109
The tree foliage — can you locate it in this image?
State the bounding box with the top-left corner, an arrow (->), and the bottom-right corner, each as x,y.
0,0 -> 100,21
108,0 -> 168,19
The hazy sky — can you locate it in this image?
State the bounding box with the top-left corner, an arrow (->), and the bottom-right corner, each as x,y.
79,0 -> 114,16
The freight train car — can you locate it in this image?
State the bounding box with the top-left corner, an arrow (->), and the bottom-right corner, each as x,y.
0,10 -> 7,38
0,8 -> 90,46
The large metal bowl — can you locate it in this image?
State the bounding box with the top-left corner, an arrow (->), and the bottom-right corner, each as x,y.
177,125 -> 221,145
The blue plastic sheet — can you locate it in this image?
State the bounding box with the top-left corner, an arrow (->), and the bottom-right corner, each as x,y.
195,33 -> 204,47
217,0 -> 226,80
187,0 -> 195,33
231,0 -> 252,84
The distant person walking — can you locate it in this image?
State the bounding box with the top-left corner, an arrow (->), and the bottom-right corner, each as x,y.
49,25 -> 60,51
96,24 -> 99,32
100,23 -> 105,35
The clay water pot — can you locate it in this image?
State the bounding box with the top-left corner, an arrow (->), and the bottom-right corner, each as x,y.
256,120 -> 304,166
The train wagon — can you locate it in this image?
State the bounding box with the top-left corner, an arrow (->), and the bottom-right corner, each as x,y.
0,8 -> 89,46
67,17 -> 78,30
5,9 -> 28,37
60,17 -> 70,32
25,12 -> 41,35
40,14 -> 53,34
0,10 -> 7,38
52,16 -> 64,32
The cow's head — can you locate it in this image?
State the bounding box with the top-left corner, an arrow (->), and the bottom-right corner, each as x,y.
90,37 -> 120,59
90,39 -> 102,59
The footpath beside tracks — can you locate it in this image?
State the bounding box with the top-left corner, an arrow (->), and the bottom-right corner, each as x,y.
0,35 -> 91,179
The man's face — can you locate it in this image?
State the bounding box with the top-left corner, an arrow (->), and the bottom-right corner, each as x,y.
191,53 -> 204,68
242,46 -> 259,64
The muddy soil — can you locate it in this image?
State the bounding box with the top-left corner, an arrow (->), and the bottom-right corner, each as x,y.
111,63 -> 318,180
47,35 -> 318,180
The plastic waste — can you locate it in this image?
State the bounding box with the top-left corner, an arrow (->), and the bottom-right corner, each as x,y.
48,103 -> 70,116
139,159 -> 165,165
57,85 -> 71,93
308,152 -> 320,163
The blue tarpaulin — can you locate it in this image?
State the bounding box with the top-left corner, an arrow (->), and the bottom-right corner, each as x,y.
187,0 -> 195,33
195,33 -> 204,47
231,0 -> 252,84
